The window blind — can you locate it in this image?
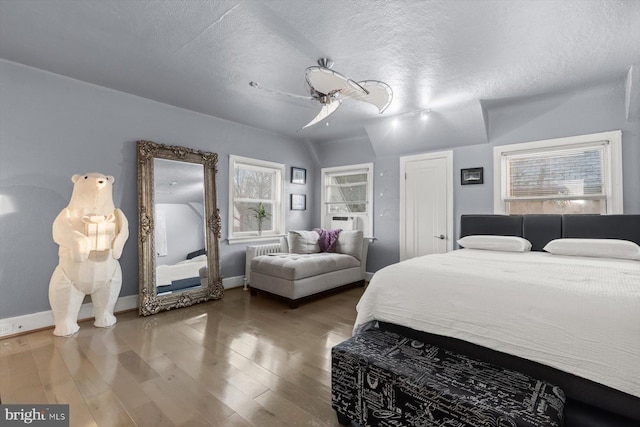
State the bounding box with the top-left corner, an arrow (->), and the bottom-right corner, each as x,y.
504,142 -> 607,201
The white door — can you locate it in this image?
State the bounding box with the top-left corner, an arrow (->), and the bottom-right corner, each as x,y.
400,151 -> 453,260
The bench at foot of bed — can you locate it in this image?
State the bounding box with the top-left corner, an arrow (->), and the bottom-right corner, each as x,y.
331,328 -> 566,427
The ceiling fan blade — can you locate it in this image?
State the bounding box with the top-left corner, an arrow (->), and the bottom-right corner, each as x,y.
299,99 -> 342,131
305,66 -> 369,98
349,80 -> 394,113
249,81 -> 315,101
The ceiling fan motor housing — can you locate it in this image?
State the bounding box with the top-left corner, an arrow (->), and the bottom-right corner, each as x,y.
317,58 -> 334,68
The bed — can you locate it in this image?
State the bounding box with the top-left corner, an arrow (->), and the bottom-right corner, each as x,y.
156,253 -> 207,293
354,214 -> 640,427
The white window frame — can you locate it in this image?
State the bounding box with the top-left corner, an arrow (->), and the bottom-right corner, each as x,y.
493,130 -> 623,214
321,163 -> 374,237
228,155 -> 285,243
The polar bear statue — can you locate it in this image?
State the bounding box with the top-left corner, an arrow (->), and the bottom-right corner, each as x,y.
49,173 -> 129,336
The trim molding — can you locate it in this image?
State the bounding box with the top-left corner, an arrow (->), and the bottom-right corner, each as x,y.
0,295 -> 138,338
0,276 -> 246,338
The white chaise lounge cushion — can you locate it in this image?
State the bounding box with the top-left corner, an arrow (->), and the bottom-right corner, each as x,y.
251,253 -> 360,281
288,230 -> 321,254
335,230 -> 363,261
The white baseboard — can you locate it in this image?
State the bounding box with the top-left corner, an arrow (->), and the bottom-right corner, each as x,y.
223,275 -> 244,289
365,271 -> 374,282
0,294 -> 138,338
0,276 -> 246,338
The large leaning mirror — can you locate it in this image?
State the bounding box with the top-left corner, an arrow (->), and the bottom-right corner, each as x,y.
137,140 -> 223,315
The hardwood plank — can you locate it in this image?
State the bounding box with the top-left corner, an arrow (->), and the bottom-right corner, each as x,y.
53,337 -> 111,399
139,376 -> 200,426
106,366 -> 153,413
0,287 -> 362,427
254,389 -> 327,427
129,401 -> 175,427
31,344 -> 72,388
85,389 -> 136,427
145,354 -> 235,424
1,350 -> 45,400
115,350 -> 159,383
209,413 -> 253,427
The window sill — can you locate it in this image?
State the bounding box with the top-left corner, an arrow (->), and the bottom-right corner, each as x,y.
226,234 -> 286,245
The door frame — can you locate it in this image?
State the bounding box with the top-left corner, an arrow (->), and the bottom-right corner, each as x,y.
399,150 -> 454,260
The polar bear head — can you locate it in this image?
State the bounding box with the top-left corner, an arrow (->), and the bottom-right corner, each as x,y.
68,173 -> 116,214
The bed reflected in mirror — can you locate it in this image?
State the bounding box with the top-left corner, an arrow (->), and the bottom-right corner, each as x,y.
154,158 -> 207,295
137,140 -> 223,315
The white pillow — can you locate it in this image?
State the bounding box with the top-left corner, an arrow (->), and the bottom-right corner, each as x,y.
457,235 -> 532,252
177,254 -> 207,264
543,238 -> 640,260
279,236 -> 289,253
334,230 -> 364,260
288,230 -> 320,254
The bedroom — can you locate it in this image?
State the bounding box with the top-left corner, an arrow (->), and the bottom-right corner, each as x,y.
1,0 -> 639,426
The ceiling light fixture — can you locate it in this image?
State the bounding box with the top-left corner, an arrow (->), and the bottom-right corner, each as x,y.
385,108 -> 431,127
391,108 -> 432,120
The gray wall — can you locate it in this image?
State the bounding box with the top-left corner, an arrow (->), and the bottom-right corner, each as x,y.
313,78 -> 640,273
0,60 -> 315,319
2,59 -> 639,321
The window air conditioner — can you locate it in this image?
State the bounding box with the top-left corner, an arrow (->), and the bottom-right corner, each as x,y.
331,216 -> 359,231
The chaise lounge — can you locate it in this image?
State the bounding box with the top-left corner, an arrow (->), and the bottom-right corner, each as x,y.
249,229 -> 369,308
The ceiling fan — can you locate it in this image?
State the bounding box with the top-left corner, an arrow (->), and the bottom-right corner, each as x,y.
249,58 -> 393,130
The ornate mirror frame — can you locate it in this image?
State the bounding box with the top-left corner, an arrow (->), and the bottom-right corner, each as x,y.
137,140 -> 223,316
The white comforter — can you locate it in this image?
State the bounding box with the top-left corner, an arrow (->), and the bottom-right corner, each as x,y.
156,257 -> 207,287
354,249 -> 640,398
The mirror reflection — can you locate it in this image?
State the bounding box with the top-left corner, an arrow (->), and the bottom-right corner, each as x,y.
137,140 -> 223,316
154,158 -> 206,294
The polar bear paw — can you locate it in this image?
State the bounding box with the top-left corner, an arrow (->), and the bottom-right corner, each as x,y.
53,322 -> 80,337
94,313 -> 117,328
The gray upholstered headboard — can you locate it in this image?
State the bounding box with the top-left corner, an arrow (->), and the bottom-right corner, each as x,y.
460,214 -> 640,251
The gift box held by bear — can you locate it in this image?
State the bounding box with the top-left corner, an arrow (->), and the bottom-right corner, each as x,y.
49,173 -> 129,336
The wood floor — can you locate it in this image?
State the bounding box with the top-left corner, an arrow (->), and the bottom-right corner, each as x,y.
0,286 -> 366,427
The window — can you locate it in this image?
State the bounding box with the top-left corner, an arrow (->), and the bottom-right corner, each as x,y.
493,131 -> 623,214
228,155 -> 284,242
321,163 -> 374,236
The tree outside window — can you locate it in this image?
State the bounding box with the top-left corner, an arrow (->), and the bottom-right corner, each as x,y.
229,155 -> 284,241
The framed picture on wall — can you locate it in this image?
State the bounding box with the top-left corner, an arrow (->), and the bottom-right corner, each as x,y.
291,167 -> 306,184
291,194 -> 306,210
461,167 -> 484,185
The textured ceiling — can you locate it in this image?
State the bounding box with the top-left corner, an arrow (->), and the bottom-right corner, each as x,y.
154,158 -> 204,204
1,0 -> 640,143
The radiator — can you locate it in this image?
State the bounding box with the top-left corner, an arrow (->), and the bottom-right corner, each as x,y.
245,242 -> 283,285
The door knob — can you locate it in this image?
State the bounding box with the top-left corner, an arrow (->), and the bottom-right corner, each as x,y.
434,235 -> 445,240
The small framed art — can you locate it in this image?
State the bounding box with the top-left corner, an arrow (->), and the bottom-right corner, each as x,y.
291,167 -> 306,184
291,194 -> 306,210
461,167 -> 484,185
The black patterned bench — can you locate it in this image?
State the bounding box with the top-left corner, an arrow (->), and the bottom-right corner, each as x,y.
331,329 -> 565,427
